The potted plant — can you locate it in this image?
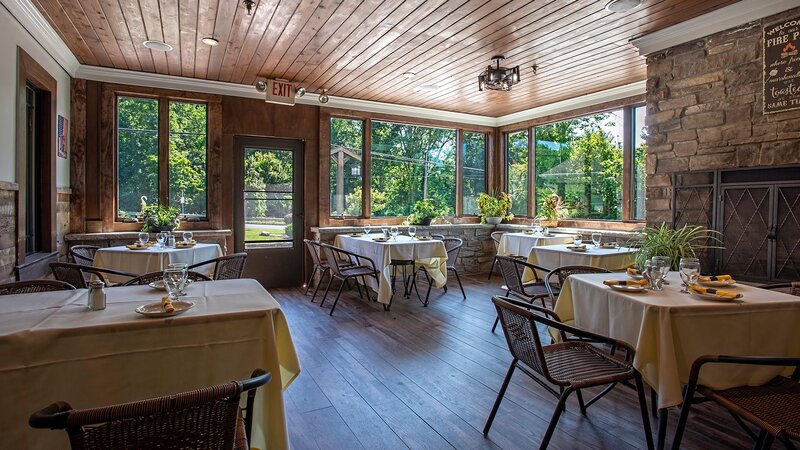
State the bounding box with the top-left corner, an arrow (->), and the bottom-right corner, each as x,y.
408,198 -> 441,226
537,189 -> 567,227
476,191 -> 514,224
140,204 -> 181,232
627,223 -> 723,270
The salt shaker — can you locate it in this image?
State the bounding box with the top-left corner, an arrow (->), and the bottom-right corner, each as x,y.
87,280 -> 106,310
167,235 -> 177,248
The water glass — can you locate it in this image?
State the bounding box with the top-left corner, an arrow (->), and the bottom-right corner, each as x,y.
182,231 -> 193,243
591,232 -> 602,247
381,224 -> 389,238
156,232 -> 166,248
163,268 -> 185,300
679,257 -> 701,293
137,232 -> 149,246
365,224 -> 372,235
650,258 -> 668,291
408,226 -> 417,238
362,226 -> 370,236
168,263 -> 189,295
390,226 -> 399,240
652,256 -> 672,284
573,236 -> 582,246
167,235 -> 176,248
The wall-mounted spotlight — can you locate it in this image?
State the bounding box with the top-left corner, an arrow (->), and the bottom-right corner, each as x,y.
319,89 -> 329,104
255,80 -> 267,92
295,87 -> 306,98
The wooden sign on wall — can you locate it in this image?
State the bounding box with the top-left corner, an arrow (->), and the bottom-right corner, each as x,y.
764,16 -> 800,114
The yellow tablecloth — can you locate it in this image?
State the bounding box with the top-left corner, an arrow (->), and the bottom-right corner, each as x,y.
0,279 -> 300,450
94,243 -> 223,283
554,272 -> 800,409
523,244 -> 637,282
497,232 -> 574,258
335,234 -> 447,304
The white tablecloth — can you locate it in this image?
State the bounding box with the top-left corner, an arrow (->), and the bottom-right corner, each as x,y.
554,272 -> 800,408
523,244 -> 638,282
0,279 -> 300,450
334,234 -> 448,304
94,243 -> 223,282
497,232 -> 574,257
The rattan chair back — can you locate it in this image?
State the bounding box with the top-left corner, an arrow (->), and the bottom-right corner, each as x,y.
121,271 -> 211,286
29,370 -> 271,450
490,231 -> 504,251
760,282 -> 800,297
189,253 -> 248,280
69,245 -> 100,265
544,265 -> 611,300
50,263 -> 95,289
0,280 -> 76,295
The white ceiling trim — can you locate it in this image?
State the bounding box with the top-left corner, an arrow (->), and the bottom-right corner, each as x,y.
1,0 -> 80,75
631,0 -> 800,56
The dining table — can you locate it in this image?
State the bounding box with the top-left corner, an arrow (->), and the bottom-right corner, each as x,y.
522,244 -> 638,282
0,279 -> 300,450
497,231 -> 575,259
334,233 -> 448,305
93,242 -> 223,283
553,271 -> 800,446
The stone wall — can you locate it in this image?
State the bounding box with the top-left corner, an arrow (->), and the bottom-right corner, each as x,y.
0,185 -> 16,283
645,7 -> 800,226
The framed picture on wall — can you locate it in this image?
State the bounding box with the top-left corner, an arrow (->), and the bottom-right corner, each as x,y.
57,115 -> 68,158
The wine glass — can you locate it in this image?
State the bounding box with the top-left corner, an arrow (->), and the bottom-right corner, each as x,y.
362,226 -> 369,236
573,235 -> 582,246
163,268 -> 184,301
408,226 -> 417,238
390,226 -> 399,241
182,231 -> 193,243
652,256 -> 672,285
529,220 -> 536,233
156,232 -> 166,248
381,224 -> 389,237
679,257 -> 701,293
137,232 -> 149,246
591,232 -> 602,247
365,224 -> 372,235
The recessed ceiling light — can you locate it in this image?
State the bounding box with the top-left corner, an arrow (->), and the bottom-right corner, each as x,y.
605,0 -> 642,13
201,37 -> 219,46
414,84 -> 439,93
143,40 -> 173,52
402,71 -> 416,79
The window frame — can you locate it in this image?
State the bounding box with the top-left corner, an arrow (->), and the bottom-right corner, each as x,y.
114,94 -> 210,223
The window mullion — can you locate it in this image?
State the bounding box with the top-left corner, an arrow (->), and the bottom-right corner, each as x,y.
622,106 -> 633,221
158,99 -> 170,207
455,129 -> 463,217
529,127 -> 536,218
363,118 -> 372,219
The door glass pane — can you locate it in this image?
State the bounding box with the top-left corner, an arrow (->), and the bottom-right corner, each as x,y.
117,97 -> 159,218
243,148 -> 294,249
169,102 -> 208,219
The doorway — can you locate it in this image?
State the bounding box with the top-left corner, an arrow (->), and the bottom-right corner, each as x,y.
234,136 -> 305,287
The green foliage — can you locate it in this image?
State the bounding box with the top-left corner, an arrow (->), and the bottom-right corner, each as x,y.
506,131 -> 529,216
536,188 -> 567,220
330,118 -> 364,216
244,149 -> 293,220
627,223 -> 723,270
476,191 -> 513,223
140,204 -> 180,232
407,198 -> 443,225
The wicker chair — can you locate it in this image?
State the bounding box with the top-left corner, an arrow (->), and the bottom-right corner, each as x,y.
0,280 -> 76,295
430,234 -> 445,240
490,255 -> 555,332
50,263 -> 137,288
544,265 -> 612,305
188,253 -> 248,280
121,271 -> 212,286
488,231 -> 505,280
29,369 -> 272,450
69,245 -> 100,265
759,282 -> 800,297
672,355 -> 800,450
318,243 -> 380,315
486,296 -> 654,450
412,237 -> 466,306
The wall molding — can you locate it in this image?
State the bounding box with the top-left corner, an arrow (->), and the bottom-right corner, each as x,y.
631,0 -> 800,56
0,0 -> 80,75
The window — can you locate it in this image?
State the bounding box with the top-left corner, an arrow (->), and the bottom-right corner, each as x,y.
506,130 -> 529,216
632,105 -> 647,220
462,132 -> 486,215
534,110 -> 624,220
330,118 -> 363,217
370,121 -> 456,217
117,97 -> 208,219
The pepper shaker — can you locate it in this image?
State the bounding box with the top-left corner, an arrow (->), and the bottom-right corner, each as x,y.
87,280 -> 106,310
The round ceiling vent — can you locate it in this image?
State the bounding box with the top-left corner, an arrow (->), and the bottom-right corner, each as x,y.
605,0 -> 642,13
143,40 -> 173,52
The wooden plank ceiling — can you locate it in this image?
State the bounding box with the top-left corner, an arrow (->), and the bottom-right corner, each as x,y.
33,0 -> 739,117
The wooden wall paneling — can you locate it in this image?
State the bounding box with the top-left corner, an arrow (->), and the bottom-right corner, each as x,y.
157,99 -> 170,206
318,109 -> 331,227
69,78 -> 87,234
207,101 -> 223,229
99,84 -> 117,231
85,81 -> 101,222
116,0 -> 157,72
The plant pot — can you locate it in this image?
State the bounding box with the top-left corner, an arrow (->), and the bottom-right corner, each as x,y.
145,218 -> 176,233
484,216 -> 503,225
540,219 -> 559,228
418,216 -> 434,226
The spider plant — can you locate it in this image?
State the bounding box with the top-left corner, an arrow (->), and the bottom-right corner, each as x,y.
627,223 -> 723,270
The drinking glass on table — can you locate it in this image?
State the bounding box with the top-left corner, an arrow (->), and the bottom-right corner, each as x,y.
166,234 -> 176,248
364,224 -> 372,235
182,231 -> 193,243
163,268 -> 185,300
408,226 -> 417,238
679,257 -> 701,293
591,232 -> 602,247
168,263 -> 189,295
156,232 -> 166,248
381,224 -> 389,238
390,226 -> 399,240
652,256 -> 672,286
137,232 -> 149,246
650,258 -> 669,291
573,235 -> 582,246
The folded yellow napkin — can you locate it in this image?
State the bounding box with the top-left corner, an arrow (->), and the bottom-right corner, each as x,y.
127,244 -> 146,249
161,296 -> 175,313
688,284 -> 742,299
603,279 -> 649,287
627,267 -> 642,276
567,244 -> 586,249
698,274 -> 732,282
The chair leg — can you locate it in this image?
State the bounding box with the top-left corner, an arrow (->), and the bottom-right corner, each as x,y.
671,382 -> 697,450
483,360 -> 517,435
329,278 -> 347,316
319,276 -> 335,307
761,434 -> 775,450
310,268 -> 328,303
423,270 -> 434,306
540,387 -> 574,449
576,389 -> 587,415
635,374 -> 655,450
304,267 -> 316,295
354,276 -> 364,299
488,257 -> 497,280
451,267 -> 466,299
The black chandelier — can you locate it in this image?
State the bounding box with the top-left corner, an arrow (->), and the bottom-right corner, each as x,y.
478,56 -> 520,91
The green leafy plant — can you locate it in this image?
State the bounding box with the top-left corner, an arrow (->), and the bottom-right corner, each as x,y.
407,198 -> 442,225
476,191 -> 513,223
537,188 -> 567,221
627,223 -> 723,270
140,204 -> 181,232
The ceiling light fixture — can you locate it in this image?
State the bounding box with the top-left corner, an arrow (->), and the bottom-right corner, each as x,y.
604,0 -> 642,13
319,89 -> 329,104
143,40 -> 173,52
402,71 -> 416,79
201,37 -> 219,46
415,84 -> 440,93
255,81 -> 267,92
295,87 -> 306,98
478,55 -> 520,91
242,0 -> 255,15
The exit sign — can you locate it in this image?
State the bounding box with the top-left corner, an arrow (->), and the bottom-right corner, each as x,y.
265,79 -> 296,106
